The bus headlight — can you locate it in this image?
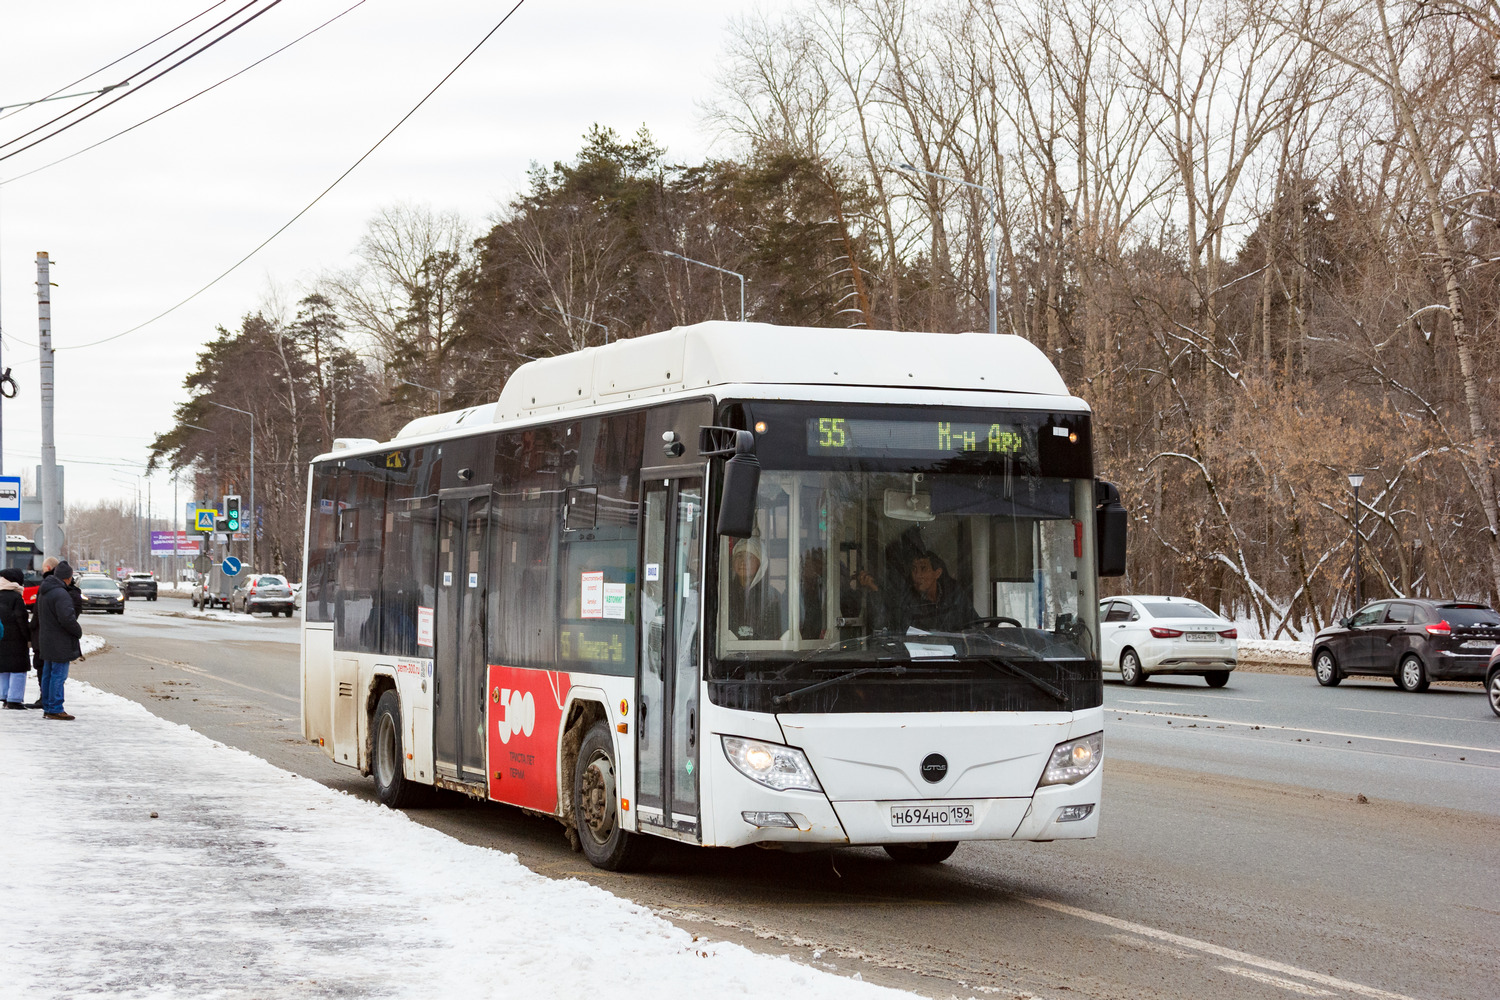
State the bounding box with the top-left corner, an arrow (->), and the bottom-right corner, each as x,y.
1039,732 -> 1103,786
722,736 -> 822,792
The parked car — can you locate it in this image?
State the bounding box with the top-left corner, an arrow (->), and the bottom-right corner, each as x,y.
1487,651 -> 1500,718
78,575 -> 124,614
1313,599 -> 1500,691
121,571 -> 158,601
191,579 -> 230,610
1098,595 -> 1238,687
231,574 -> 296,617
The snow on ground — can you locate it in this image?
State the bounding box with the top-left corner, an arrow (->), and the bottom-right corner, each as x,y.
0,679 -> 917,1000
80,633 -> 106,656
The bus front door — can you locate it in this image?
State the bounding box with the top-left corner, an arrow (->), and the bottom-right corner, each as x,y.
435,491 -> 490,787
637,473 -> 704,839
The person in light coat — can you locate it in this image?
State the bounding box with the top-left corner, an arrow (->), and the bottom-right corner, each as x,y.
0,568 -> 32,708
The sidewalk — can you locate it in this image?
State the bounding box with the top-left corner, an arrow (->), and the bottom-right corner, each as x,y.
1,677 -> 915,1000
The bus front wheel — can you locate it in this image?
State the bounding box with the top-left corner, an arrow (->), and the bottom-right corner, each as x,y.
573,721 -> 655,872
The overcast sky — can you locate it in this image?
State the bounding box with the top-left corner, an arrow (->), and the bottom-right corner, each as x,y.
0,0 -> 770,528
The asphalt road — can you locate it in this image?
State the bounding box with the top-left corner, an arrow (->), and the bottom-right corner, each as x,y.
68,598 -> 1500,1000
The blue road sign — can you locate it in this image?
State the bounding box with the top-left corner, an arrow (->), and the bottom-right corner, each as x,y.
0,476 -> 20,521
195,509 -> 217,531
221,556 -> 242,577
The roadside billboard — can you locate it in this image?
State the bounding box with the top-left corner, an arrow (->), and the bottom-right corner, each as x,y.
150,530 -> 202,556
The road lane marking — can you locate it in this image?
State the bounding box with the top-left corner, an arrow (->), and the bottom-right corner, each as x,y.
1023,896 -> 1421,1000
1332,705 -> 1480,723
119,651 -> 299,706
1109,707 -> 1500,755
1218,966 -> 1335,996
1118,700 -> 1184,706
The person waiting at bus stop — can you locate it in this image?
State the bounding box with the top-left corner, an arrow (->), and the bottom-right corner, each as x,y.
725,536 -> 785,640
36,560 -> 83,720
0,568 -> 31,708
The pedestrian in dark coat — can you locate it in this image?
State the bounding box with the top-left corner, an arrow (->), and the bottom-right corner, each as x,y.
0,568 -> 31,708
36,561 -> 83,720
28,558 -> 57,708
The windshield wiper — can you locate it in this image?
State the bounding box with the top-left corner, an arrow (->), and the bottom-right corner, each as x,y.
771,664 -> 908,706
914,630 -> 1069,704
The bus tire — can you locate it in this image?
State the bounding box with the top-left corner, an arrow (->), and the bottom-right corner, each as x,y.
573,721 -> 654,872
373,690 -> 430,809
884,841 -> 959,864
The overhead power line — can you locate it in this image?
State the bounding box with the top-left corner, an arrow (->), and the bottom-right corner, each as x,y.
62,0 -> 531,353
0,0 -> 370,188
0,0 -> 281,163
0,0 -> 230,123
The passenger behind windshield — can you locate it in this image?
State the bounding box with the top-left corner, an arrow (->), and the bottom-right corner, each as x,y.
725,537 -> 786,640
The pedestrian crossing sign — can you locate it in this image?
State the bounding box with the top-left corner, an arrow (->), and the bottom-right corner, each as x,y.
195,508 -> 218,532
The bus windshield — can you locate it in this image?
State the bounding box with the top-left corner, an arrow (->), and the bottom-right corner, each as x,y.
707,403 -> 1101,715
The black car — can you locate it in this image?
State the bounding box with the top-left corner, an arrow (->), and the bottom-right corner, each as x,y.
1312,599 -> 1500,691
121,572 -> 158,600
78,576 -> 125,614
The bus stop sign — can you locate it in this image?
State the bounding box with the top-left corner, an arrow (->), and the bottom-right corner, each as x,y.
221,556 -> 242,577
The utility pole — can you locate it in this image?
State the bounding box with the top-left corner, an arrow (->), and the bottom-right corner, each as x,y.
36,252 -> 60,560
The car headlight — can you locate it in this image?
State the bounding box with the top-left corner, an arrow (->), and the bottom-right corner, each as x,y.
1039,732 -> 1103,786
722,736 -> 822,792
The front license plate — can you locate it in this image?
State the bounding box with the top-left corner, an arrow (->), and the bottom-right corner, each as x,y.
891,804 -> 974,827
1185,632 -> 1215,642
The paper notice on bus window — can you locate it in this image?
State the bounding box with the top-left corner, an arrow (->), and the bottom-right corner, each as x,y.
602,583 -> 626,620
417,606 -> 434,648
581,571 -> 604,619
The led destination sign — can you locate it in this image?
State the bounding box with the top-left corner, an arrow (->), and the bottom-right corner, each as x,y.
807,416 -> 1040,458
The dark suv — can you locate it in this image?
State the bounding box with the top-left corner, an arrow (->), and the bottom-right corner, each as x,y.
1312,599 -> 1500,691
121,572 -> 158,601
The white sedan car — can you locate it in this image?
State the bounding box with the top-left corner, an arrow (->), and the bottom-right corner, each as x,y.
1098,595 -> 1238,687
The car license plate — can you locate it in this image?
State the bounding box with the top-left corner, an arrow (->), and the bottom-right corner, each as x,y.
890,804 -> 974,827
1185,632 -> 1215,642
1462,640 -> 1495,651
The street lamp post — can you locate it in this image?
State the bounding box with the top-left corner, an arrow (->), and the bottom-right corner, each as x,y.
657,250 -> 746,322
889,161 -> 999,335
1348,473 -> 1365,610
209,401 -> 255,573
395,377 -> 442,412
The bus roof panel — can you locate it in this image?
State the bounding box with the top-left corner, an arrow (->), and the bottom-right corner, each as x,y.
493,322 -> 1069,422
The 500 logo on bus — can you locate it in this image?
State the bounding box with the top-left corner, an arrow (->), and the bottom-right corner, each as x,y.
492,686 -> 536,745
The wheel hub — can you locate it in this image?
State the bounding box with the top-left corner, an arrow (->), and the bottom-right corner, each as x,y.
580,751 -> 616,843
375,713 -> 397,787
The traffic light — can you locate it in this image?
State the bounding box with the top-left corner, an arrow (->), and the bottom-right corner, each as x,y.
225,495 -> 241,532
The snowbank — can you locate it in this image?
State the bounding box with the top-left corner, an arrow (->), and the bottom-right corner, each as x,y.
1238,638 -> 1312,669
0,679 -> 915,1000
80,633 -> 105,656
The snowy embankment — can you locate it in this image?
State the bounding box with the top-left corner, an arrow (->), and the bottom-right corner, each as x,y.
80,633 -> 106,656
0,679 -> 915,1000
1237,638 -> 1313,670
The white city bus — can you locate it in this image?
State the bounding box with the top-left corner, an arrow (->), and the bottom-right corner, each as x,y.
301,322 -> 1126,870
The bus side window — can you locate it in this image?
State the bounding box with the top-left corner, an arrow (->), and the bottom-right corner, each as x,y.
306,462 -> 341,623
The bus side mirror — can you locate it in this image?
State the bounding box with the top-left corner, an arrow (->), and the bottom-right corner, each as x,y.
1095,480 -> 1127,578
700,426 -> 760,538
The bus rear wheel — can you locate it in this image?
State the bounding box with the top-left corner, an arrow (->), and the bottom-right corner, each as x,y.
373,690 -> 430,809
574,721 -> 655,872
884,842 -> 959,864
